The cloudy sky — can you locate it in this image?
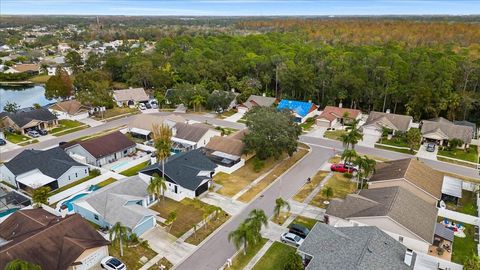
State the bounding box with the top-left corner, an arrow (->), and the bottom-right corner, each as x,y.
2,0 -> 479,16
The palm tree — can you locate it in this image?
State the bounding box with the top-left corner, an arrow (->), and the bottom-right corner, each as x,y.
152,124 -> 172,179
245,209 -> 268,233
273,197 -> 291,221
354,155 -> 376,190
344,119 -> 363,150
190,94 -> 206,112
5,259 -> 41,270
31,186 -> 51,207
109,222 -> 131,257
228,221 -> 257,255
341,149 -> 357,165
147,173 -> 167,205
322,186 -> 334,199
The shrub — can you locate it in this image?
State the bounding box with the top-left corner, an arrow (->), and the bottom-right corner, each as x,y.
90,168 -> 101,176
252,157 -> 265,173
344,172 -> 353,178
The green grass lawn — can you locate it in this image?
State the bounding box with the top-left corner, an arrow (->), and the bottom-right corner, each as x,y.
252,241 -> 296,270
4,132 -> 30,144
229,238 -> 268,270
375,144 -> 414,154
379,136 -> 410,148
452,223 -> 477,265
119,161 -> 150,176
29,74 -> 51,83
218,109 -> 237,119
300,117 -> 316,131
185,211 -> 230,245
97,177 -> 117,188
109,241 -> 157,270
293,171 -> 329,202
310,172 -> 356,208
51,120 -> 88,136
446,190 -> 477,216
323,130 -> 347,140
438,147 -> 479,163
18,139 -> 39,146
289,215 -> 318,230
49,170 -> 100,197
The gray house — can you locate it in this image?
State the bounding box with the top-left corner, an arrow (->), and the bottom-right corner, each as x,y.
421,117 -> 474,148
0,147 -> 89,191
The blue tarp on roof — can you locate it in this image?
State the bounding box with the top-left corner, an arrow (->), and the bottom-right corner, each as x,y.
276,99 -> 314,118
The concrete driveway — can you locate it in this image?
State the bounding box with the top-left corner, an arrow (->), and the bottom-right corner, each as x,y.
304,126 -> 327,138
358,132 -> 380,148
142,226 -> 196,265
416,143 -> 438,160
223,111 -> 245,123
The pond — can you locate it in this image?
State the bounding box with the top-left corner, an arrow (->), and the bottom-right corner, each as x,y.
0,84 -> 56,111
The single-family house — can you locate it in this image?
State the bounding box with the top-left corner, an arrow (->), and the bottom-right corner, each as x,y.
0,209 -> 110,270
453,120 -> 477,139
316,106 -> 362,128
0,107 -> 58,134
277,99 -> 318,123
171,122 -> 221,152
367,158 -> 444,206
298,223 -> 416,270
139,149 -> 217,201
112,87 -> 149,107
237,94 -> 278,113
73,176 -> 158,236
203,131 -> 246,174
362,111 -> 413,136
49,100 -> 90,120
3,64 -> 40,75
127,114 -> 186,141
420,117 -> 473,148
326,186 -> 438,253
0,147 -> 89,191
62,131 -> 136,167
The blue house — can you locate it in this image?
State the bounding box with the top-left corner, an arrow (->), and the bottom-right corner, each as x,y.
73,176 -> 158,236
277,99 -> 318,123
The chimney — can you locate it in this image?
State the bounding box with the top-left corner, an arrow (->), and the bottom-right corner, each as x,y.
404,249 -> 414,266
150,153 -> 157,164
262,93 -> 266,97
386,109 -> 391,114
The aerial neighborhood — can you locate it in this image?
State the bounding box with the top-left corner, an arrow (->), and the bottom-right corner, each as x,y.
0,10 -> 480,270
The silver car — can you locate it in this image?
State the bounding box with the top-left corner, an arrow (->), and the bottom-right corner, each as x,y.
281,232 -> 304,247
27,130 -> 40,138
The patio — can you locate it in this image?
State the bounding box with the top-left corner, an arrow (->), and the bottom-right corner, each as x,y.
102,150 -> 150,172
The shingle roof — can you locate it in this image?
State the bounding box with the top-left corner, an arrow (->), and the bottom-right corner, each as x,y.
140,149 -> 217,191
277,99 -> 318,118
421,117 -> 473,144
112,88 -> 149,102
318,106 -> 361,122
326,186 -> 438,243
49,100 -> 90,116
205,136 -> 245,156
173,123 -> 212,142
435,223 -> 454,242
12,64 -> 39,73
128,114 -> 185,132
364,111 -> 412,132
73,131 -> 136,159
240,95 -> 277,109
4,147 -> 86,178
77,176 -> 157,229
0,209 -> 109,270
0,108 -> 57,128
368,158 -> 444,199
298,223 -> 415,270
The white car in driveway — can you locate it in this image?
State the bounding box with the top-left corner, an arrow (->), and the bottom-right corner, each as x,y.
101,256 -> 126,270
281,232 -> 304,247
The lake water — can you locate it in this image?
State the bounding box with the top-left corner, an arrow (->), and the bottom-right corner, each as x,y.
0,85 -> 56,111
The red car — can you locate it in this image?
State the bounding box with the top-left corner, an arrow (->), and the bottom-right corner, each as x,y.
330,163 -> 357,173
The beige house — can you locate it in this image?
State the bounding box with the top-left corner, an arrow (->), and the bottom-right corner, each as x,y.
113,87 -> 149,107
0,108 -> 58,134
421,117 -> 473,148
127,114 -> 186,140
362,111 -> 413,136
367,158 -> 443,206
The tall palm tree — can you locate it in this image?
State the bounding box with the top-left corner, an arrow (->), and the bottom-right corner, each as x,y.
152,124 -> 172,180
109,222 -> 131,257
190,94 -> 206,112
147,173 -> 167,205
354,155 -> 376,190
245,209 -> 268,233
273,197 -> 291,221
344,119 -> 363,150
5,259 -> 41,270
341,149 -> 357,165
228,221 -> 257,255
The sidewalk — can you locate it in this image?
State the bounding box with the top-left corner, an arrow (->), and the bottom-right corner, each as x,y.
78,117 -> 104,127
200,192 -> 245,216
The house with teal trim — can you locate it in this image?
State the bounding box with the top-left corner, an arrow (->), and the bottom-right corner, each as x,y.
72,176 -> 158,236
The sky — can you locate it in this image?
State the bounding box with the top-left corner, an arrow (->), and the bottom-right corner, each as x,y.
1,0 -> 479,16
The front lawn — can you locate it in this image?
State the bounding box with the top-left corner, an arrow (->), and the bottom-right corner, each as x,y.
217,109 -> 237,119
51,120 -> 88,136
293,171 -> 329,202
446,190 -> 477,216
310,172 -> 356,208
299,117 -> 315,131
375,144 -> 414,154
288,215 -> 318,230
4,132 -> 30,144
451,223 -> 477,265
108,241 -> 157,270
18,139 -> 39,146
438,147 -> 479,164
150,198 -> 218,238
323,130 -> 347,140
185,210 -> 230,245
229,238 -> 267,270
252,241 -> 296,270
119,161 -> 150,176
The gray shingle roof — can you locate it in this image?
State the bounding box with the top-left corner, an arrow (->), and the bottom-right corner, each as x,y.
173,123 -> 212,142
326,186 -> 437,244
140,149 -> 217,191
434,223 -> 454,242
299,223 -> 416,270
241,95 -> 277,109
364,111 -> 412,132
421,117 -> 473,144
0,108 -> 57,128
4,147 -> 86,178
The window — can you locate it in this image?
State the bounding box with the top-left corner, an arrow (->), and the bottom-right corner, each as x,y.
124,150 -> 128,154
399,236 -> 404,243
85,169 -> 87,174
68,176 -> 71,180
94,214 -> 99,220
75,173 -> 78,178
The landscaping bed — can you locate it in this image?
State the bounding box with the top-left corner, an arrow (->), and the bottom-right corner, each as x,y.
288,215 -> 318,230
310,172 -> 356,208
108,241 -> 157,270
119,161 -> 150,176
229,238 -> 268,270
148,258 -> 173,270
238,148 -> 309,202
252,241 -> 296,270
185,211 -> 230,245
293,171 -> 329,202
323,130 -> 347,140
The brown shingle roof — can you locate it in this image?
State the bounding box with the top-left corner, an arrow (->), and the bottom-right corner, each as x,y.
205,136 -> 245,156
0,209 -> 109,270
326,186 -> 438,244
364,111 -> 413,132
369,158 -> 444,199
77,131 -> 136,158
49,100 -> 90,116
112,87 -> 149,102
318,106 -> 361,122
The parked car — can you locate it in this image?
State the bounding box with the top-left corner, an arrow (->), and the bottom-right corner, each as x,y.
289,223 -> 310,238
426,143 -> 436,152
281,232 -> 304,247
330,163 -> 357,173
101,256 -> 126,270
27,130 -> 40,138
145,102 -> 152,109
0,138 -> 6,146
150,100 -> 158,109
38,129 -> 48,136
139,103 -> 147,110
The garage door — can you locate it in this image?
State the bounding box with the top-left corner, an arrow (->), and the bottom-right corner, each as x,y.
363,126 -> 382,136
316,119 -> 331,128
195,182 -> 209,197
238,107 -> 248,114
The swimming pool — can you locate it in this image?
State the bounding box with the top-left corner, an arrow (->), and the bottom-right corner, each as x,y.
0,208 -> 19,217
61,193 -> 89,211
110,161 -> 130,172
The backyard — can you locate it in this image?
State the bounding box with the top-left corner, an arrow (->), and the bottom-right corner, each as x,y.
438,147 -> 479,164
310,172 -> 356,208
119,161 -> 150,176
228,238 -> 268,270
293,171 -> 329,202
323,130 -> 347,141
51,119 -> 88,136
446,190 -> 477,216
251,241 -> 296,270
108,241 -> 157,270
451,223 -> 477,265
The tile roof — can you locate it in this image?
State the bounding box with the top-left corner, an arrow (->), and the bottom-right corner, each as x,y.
173,122 -> 213,142
368,158 -> 444,199
4,147 -> 86,179
73,131 -> 136,159
49,100 -> 90,116
112,88 -> 149,102
0,209 -> 109,270
364,111 -> 412,131
140,149 -> 217,191
299,223 -> 415,270
318,106 -> 361,122
240,95 -> 277,109
277,99 -> 318,118
326,186 -> 438,244
421,117 -> 473,144
0,108 -> 57,128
